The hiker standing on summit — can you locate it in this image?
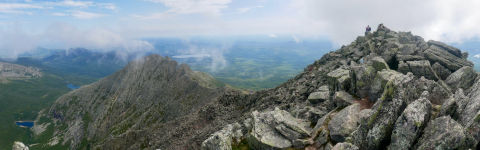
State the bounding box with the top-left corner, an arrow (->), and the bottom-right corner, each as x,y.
365,25 -> 372,35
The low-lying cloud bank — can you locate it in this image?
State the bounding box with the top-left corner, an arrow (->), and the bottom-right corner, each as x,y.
0,22 -> 153,58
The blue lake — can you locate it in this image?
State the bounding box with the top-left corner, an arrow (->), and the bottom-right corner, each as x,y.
15,121 -> 34,128
67,84 -> 80,90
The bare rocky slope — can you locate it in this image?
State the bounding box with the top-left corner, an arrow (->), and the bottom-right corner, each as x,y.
39,55 -> 225,149
0,62 -> 41,83
197,24 -> 480,150
41,24 -> 480,150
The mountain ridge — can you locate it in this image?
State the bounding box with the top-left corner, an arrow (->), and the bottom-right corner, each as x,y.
35,54 -> 225,149
32,24 -> 480,150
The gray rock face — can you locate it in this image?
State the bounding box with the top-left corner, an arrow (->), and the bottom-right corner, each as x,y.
368,56 -> 389,71
428,40 -> 463,57
328,103 -> 361,143
12,141 -> 29,150
445,66 -> 477,90
327,67 -> 352,92
308,86 -> 330,104
388,93 -> 432,150
247,108 -> 312,149
439,89 -> 467,119
424,44 -> 472,72
415,116 -> 469,150
334,91 -> 355,108
397,60 -> 438,80
432,62 -> 451,80
368,70 -> 405,102
331,142 -> 359,150
201,123 -> 244,150
459,79 -> 480,125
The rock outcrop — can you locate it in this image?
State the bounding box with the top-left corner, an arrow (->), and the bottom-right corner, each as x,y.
201,24 -> 479,150
0,62 -> 41,83
12,141 -> 29,150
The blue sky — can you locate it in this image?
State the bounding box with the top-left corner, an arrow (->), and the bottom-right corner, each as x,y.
1,0 -> 480,58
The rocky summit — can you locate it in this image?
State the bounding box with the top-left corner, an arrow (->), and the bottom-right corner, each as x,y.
37,24 -> 480,150
199,24 -> 480,150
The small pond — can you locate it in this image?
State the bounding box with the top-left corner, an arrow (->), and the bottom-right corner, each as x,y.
15,121 -> 34,128
67,83 -> 80,90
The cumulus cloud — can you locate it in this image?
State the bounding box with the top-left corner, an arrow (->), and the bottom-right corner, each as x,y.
294,0 -> 480,45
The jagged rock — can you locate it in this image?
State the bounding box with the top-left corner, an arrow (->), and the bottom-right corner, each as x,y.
439,89 -> 467,119
328,103 -> 361,143
334,91 -> 355,108
388,92 -> 432,149
368,56 -> 389,71
202,123 -> 244,150
327,67 -> 352,92
465,111 -> 480,145
292,139 -> 314,148
397,60 -> 437,80
12,141 -> 29,150
427,40 -> 463,57
350,63 -> 376,98
369,70 -> 405,102
415,116 -> 469,149
308,86 -> 330,104
398,44 -> 416,55
445,66 -> 477,90
311,110 -> 338,147
432,62 -> 451,80
459,79 -> 480,126
424,44 -> 472,72
414,77 -> 451,105
351,79 -> 410,149
247,108 -> 312,149
247,110 -> 292,149
396,54 -> 425,61
291,105 -> 327,124
331,142 -> 359,150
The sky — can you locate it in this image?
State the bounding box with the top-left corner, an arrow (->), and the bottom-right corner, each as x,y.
1,0 -> 480,58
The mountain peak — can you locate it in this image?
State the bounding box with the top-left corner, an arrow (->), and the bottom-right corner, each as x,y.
199,26 -> 480,150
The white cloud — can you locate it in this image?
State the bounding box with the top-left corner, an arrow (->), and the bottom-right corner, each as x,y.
474,54 -> 480,58
55,0 -> 94,7
292,35 -> 301,43
146,0 -> 232,15
51,12 -> 67,16
269,34 -> 277,38
293,0 -> 480,45
70,11 -> 105,19
236,5 -> 263,14
0,23 -> 153,58
0,3 -> 43,14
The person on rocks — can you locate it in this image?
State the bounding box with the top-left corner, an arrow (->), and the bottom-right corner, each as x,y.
365,25 -> 372,35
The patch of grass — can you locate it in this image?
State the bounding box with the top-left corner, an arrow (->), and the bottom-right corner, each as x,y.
232,138 -> 249,150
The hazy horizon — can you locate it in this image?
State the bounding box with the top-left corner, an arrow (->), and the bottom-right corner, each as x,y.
1,0 -> 480,58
